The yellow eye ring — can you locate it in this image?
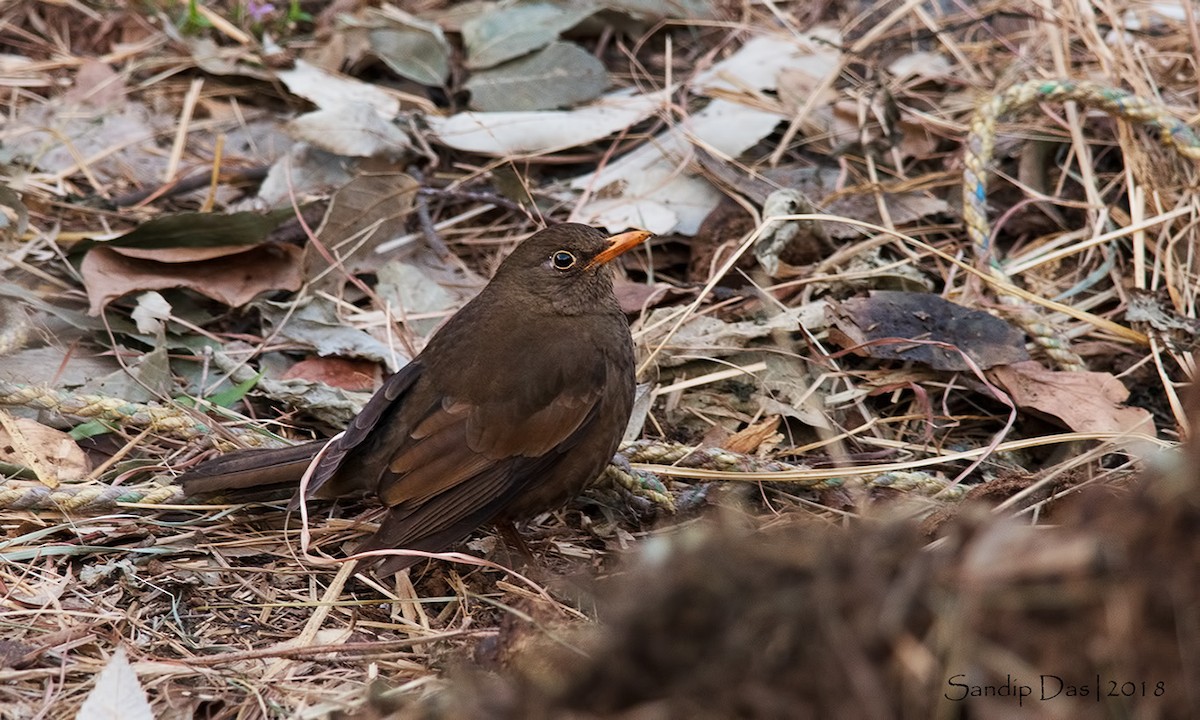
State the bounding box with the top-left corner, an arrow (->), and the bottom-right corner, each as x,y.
551,250 -> 577,270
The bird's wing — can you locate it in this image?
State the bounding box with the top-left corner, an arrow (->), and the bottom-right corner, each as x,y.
376,372 -> 606,507
359,397 -> 609,574
307,343 -> 608,510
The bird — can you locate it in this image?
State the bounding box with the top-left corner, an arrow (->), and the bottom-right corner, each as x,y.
180,224 -> 650,574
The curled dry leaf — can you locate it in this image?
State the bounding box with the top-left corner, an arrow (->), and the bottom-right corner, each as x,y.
80,243 -> 304,314
722,415 -> 782,454
130,291 -> 171,336
0,184 -> 29,241
753,189 -> 832,276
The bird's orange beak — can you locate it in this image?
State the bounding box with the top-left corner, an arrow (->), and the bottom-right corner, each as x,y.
587,229 -> 652,269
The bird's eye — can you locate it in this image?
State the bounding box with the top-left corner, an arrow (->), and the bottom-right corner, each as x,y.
551,250 -> 577,270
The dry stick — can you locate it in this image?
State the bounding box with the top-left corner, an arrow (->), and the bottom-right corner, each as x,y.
194,4 -> 252,44
185,630 -> 484,666
40,127 -> 108,197
1002,206 -> 1191,275
996,441 -> 1132,516
636,431 -> 1168,483
262,557 -> 358,681
637,222 -> 762,374
200,133 -> 224,213
1150,335 -> 1188,437
165,77 -> 204,184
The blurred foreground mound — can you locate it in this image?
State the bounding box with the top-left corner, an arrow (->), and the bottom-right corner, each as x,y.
368,434 -> 1200,720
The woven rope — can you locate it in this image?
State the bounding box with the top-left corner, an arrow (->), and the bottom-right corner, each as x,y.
962,79 -> 1200,370
0,380 -> 287,447
0,481 -> 186,511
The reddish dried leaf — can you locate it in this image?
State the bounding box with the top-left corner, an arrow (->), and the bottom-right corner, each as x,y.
280,357 -> 381,392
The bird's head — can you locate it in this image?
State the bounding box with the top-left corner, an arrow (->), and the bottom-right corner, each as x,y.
490,224 -> 652,313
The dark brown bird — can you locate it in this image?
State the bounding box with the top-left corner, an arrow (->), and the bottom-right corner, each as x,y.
180,224 -> 650,574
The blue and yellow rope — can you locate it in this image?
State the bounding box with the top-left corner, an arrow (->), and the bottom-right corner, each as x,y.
962,79 -> 1200,370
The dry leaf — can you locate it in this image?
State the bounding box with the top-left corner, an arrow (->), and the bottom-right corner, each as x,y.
722,415 -> 782,454
280,357 -> 381,392
130,291 -> 171,335
288,102 -> 412,157
74,646 -> 154,720
990,361 -> 1156,436
692,31 -> 839,95
466,41 -> 608,111
461,1 -> 598,69
0,412 -> 90,487
571,99 -> 784,235
573,28 -> 843,235
829,291 -> 1030,371
259,296 -> 396,367
612,279 -> 681,314
639,303 -> 828,367
427,87 -> 670,155
363,6 -> 452,85
310,172 -> 419,283
276,59 -> 400,115
81,243 -> 304,313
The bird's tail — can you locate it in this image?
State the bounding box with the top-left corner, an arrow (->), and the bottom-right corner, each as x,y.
178,440 -> 326,495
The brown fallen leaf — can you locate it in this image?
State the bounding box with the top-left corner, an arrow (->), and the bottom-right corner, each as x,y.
80,242 -> 304,313
989,361 -> 1155,436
